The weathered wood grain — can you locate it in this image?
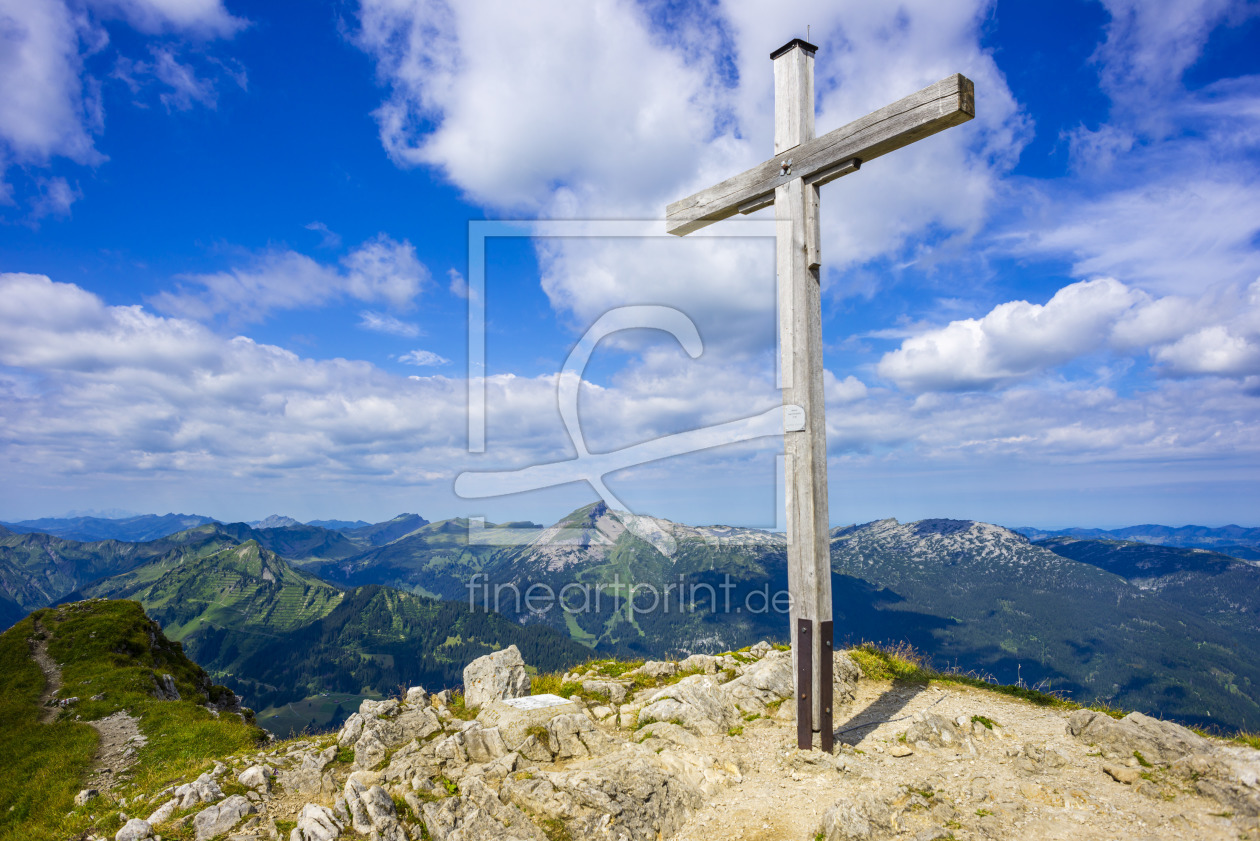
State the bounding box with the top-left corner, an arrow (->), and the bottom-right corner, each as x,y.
666,74 -> 974,235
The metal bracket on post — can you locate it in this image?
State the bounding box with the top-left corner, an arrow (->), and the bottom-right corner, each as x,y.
796,618 -> 812,750
820,620 -> 834,753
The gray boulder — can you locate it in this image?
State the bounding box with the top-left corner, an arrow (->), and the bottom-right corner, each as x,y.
545,712 -> 615,760
115,818 -> 154,841
903,714 -> 971,752
500,746 -> 712,840
238,764 -> 274,792
74,788 -> 98,806
421,775 -> 546,841
290,802 -> 344,841
344,777 -> 406,841
581,679 -> 629,705
463,725 -> 509,763
463,646 -> 531,708
815,794 -> 892,841
677,654 -> 718,674
1067,709 -> 1210,765
192,794 -> 254,841
834,651 -> 862,705
720,650 -> 793,714
171,771 -> 224,809
639,675 -> 739,736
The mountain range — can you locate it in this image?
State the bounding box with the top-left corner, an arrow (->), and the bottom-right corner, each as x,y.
3,505 -> 1260,732
1018,524 -> 1260,561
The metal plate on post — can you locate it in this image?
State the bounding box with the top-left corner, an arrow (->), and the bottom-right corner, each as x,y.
784,404 -> 806,433
819,620 -> 834,753
796,618 -> 812,750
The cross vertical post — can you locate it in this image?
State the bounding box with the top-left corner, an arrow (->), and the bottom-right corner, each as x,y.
772,38 -> 833,750
664,37 -> 975,752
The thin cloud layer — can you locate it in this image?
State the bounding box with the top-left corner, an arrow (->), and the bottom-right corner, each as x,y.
151,236 -> 429,324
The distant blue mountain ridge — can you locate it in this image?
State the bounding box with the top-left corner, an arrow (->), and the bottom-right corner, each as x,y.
1016,524 -> 1260,561
0,513 -> 397,542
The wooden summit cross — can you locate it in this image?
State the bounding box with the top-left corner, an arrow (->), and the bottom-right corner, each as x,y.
666,39 -> 974,751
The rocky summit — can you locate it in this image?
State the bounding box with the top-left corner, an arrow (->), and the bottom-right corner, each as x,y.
46,636 -> 1260,841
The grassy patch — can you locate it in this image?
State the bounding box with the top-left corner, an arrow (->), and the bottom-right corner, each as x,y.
851,642 -> 1076,711
446,692 -> 478,721
0,602 -> 268,841
727,725 -> 744,737
538,816 -> 573,841
971,715 -> 997,730
1133,750 -> 1153,768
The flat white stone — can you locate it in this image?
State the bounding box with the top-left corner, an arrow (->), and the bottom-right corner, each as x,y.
501,693 -> 569,710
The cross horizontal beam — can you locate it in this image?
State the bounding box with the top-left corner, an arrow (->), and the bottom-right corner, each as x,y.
665,73 -> 975,236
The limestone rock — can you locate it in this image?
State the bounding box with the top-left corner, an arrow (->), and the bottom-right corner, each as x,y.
545,712 -> 615,760
1067,709 -> 1210,765
421,775 -> 546,841
636,721 -> 702,751
462,646 -> 530,708
289,803 -> 343,841
477,696 -> 581,750
114,818 -> 154,841
678,654 -> 718,674
501,745 -> 709,840
170,771 -> 224,809
405,685 -> 429,705
343,778 -> 405,841
463,725 -> 509,764
75,788 -> 98,806
359,698 -> 400,718
634,660 -> 678,679
337,712 -> 364,748
815,794 -> 892,841
639,675 -> 739,736
581,679 -> 629,705
719,649 -> 793,715
238,764 -> 274,792
833,651 -> 862,705
902,714 -> 974,752
1104,764 -> 1142,784
192,794 -> 254,841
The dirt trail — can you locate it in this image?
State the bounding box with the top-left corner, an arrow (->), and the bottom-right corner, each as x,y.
28,620 -> 62,724
28,617 -> 145,791
670,678 -> 1252,841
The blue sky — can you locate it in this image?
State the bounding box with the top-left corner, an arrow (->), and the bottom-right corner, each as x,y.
1,0 -> 1258,530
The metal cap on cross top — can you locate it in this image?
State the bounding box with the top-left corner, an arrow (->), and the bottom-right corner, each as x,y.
665,42 -> 975,751
769,38 -> 818,60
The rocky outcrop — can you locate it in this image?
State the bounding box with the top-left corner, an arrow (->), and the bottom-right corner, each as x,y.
462,645 -> 530,708
344,777 -> 406,841
114,818 -> 154,841
1067,709 -> 1210,765
290,802 -> 344,841
192,793 -> 254,840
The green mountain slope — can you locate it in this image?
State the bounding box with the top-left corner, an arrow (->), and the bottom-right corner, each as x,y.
0,526 -> 243,623
73,543 -> 591,725
1035,536 -> 1260,635
0,599 -> 266,841
830,518 -> 1260,731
